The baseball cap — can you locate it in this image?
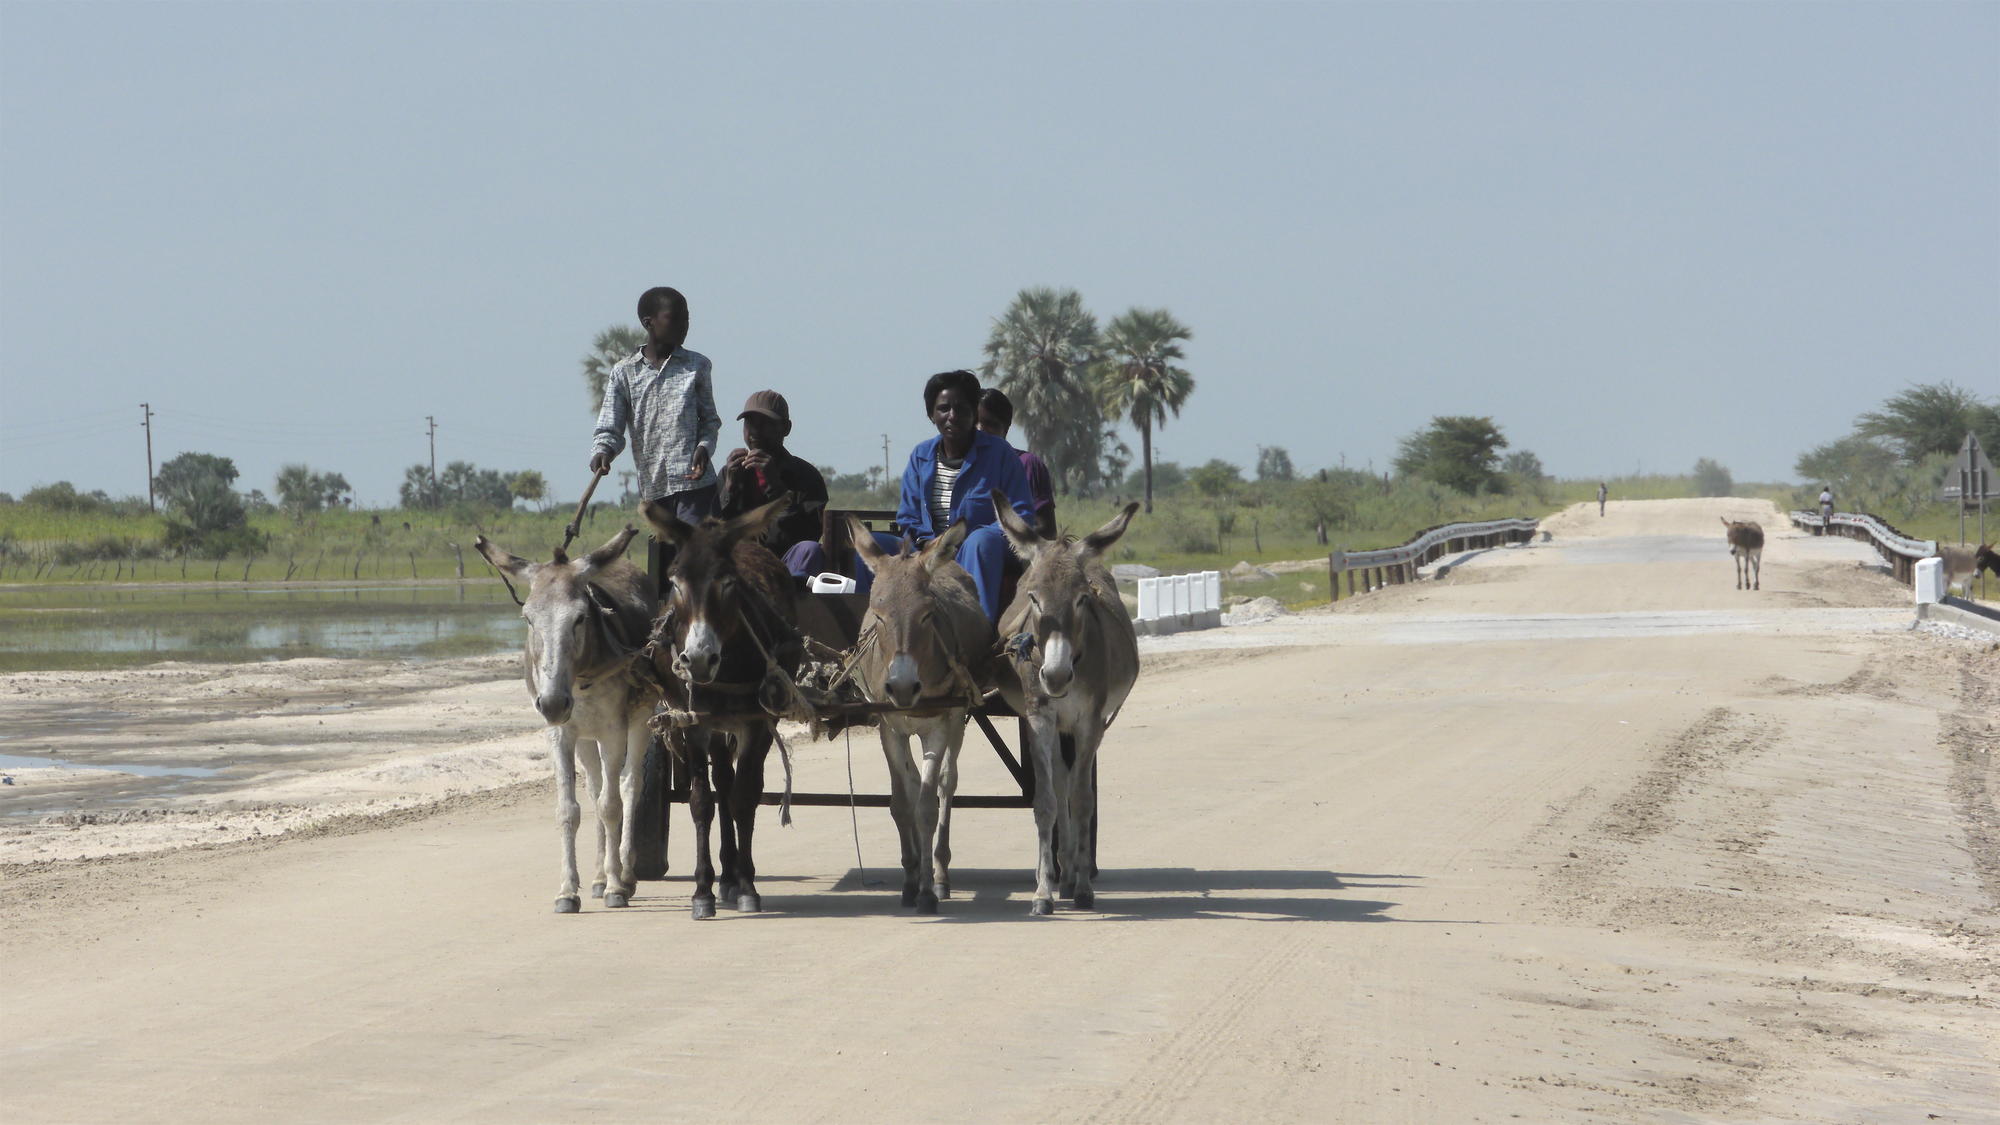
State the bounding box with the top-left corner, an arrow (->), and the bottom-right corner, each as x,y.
737,390 -> 790,422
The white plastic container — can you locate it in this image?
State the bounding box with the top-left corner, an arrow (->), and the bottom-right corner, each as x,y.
1913,557 -> 1944,604
809,572 -> 857,595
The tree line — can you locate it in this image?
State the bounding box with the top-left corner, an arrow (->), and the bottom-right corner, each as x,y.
1793,381 -> 2000,518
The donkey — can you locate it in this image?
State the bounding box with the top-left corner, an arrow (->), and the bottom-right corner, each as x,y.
1721,518 -> 1763,591
992,492 -> 1141,915
1937,543 -> 2000,600
641,495 -> 803,919
475,527 -> 655,913
846,518 -> 995,913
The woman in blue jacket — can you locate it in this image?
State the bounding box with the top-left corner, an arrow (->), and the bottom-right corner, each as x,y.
866,369 -> 1037,621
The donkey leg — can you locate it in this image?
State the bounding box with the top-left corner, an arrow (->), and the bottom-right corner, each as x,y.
686,731 -> 718,920
879,727 -> 922,907
614,720 -> 649,901
595,734 -> 632,908
1026,712 -> 1063,916
575,739 -> 611,902
551,728 -> 583,914
1064,726 -> 1105,910
730,728 -> 771,913
932,716 -> 964,900
707,732 -> 745,908
909,718 -> 961,914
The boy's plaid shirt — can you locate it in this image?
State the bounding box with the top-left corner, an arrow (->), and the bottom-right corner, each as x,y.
591,346 -> 721,500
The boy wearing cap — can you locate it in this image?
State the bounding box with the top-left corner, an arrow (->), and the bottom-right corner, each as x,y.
716,389 -> 830,576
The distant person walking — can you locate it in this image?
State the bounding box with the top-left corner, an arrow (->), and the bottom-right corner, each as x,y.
588,285 -> 721,580
1818,485 -> 1834,536
1597,481 -> 1608,517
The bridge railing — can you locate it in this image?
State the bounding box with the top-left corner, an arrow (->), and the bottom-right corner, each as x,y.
1327,517 -> 1541,600
1787,509 -> 1936,586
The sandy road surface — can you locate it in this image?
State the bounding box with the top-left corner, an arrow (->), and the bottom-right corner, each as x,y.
3,499 -> 1996,1124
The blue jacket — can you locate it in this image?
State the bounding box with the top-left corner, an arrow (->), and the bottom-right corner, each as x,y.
895,429 -> 1038,541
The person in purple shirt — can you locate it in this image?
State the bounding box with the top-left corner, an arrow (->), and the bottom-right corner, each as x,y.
856,370 -> 1037,621
977,388 -> 1058,539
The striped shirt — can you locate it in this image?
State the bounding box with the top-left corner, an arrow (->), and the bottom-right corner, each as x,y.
928,458 -> 961,531
591,346 -> 721,500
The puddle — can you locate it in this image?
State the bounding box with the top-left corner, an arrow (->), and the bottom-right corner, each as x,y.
0,752 -> 225,778
0,583 -> 526,672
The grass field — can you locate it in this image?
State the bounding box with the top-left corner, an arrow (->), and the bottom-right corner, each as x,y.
0,473 -> 1952,613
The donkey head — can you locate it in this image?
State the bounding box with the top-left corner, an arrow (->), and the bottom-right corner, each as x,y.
641,494 -> 791,686
475,526 -> 643,726
994,489 -> 1139,698
849,517 -> 975,710
1976,544 -> 2000,578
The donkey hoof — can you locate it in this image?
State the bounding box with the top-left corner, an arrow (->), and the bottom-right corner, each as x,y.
737,892 -> 762,914
1030,898 -> 1054,916
590,882 -> 606,899
935,883 -> 951,900
692,896 -> 716,920
603,891 -> 630,909
1073,888 -> 1095,911
916,890 -> 939,915
554,897 -> 581,914
900,885 -> 918,907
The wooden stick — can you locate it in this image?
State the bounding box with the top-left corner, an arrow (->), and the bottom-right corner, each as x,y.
561,468 -> 608,552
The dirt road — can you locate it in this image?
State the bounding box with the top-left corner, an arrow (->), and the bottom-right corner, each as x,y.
4,499 -> 1996,1123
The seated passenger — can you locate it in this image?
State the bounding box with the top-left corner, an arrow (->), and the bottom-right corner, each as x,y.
855,369 -> 1037,621
714,389 -> 829,577
976,388 -> 1057,539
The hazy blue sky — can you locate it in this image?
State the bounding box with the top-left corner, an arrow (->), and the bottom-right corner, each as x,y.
3,1 -> 1994,507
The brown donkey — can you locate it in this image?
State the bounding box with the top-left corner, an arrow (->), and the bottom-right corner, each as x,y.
1721,518 -> 1763,591
993,492 -> 1141,915
642,495 -> 803,919
846,518 -> 995,913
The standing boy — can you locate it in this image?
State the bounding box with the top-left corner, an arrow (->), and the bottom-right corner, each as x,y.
589,286 -> 721,524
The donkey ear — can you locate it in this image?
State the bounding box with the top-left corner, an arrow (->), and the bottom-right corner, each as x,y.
584,525 -> 641,571
474,536 -> 537,581
1080,502 -> 1140,556
722,492 -> 791,546
990,486 -> 1041,563
640,498 -> 694,549
848,514 -> 891,572
924,518 -> 971,574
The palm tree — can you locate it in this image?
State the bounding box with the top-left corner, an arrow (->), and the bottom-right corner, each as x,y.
981,287 -> 1103,495
581,326 -> 645,412
1096,307 -> 1194,512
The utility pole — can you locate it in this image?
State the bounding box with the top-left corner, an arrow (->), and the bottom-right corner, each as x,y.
426,415 -> 438,507
140,403 -> 156,512
881,434 -> 891,484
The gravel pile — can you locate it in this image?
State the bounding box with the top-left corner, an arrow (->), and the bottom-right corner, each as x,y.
1914,619 -> 2000,646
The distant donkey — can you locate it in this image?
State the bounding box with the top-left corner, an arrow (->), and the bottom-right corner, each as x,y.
1721,518 -> 1763,591
993,491 -> 1141,915
476,527 -> 656,913
1937,543 -> 1999,601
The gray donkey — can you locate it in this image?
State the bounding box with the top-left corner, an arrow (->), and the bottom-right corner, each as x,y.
846,518 -> 995,913
475,527 -> 655,913
992,491 -> 1141,915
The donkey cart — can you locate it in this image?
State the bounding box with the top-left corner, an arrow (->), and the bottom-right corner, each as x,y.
628,508 -> 1096,884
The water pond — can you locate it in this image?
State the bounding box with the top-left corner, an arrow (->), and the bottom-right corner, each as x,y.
0,583 -> 527,672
